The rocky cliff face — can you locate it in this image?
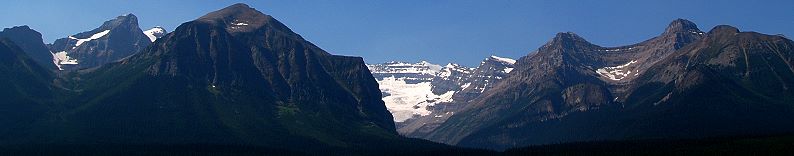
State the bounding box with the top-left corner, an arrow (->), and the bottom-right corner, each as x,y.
425,19 -> 794,150
48,14 -> 151,70
2,4 -> 404,153
0,26 -> 56,70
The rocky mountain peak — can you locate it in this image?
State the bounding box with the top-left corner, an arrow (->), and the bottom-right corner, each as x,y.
1,26 -> 42,40
0,25 -> 54,69
3,25 -> 34,32
708,25 -> 740,36
553,32 -> 586,42
657,19 -> 705,50
199,3 -> 260,20
197,3 -> 275,31
224,3 -> 252,10
544,32 -> 595,50
48,12 -> 151,70
96,13 -> 140,31
664,18 -> 701,35
192,3 -> 302,39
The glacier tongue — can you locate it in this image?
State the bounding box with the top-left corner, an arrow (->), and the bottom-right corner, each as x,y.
379,76 -> 455,122
368,57 -> 516,123
368,61 -> 453,122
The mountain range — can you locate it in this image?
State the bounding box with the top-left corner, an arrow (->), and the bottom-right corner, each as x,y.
422,19 -> 794,150
0,4 -> 479,155
0,3 -> 793,155
47,14 -> 163,70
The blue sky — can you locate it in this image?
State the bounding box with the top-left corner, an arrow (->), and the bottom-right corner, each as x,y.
1,0 -> 792,66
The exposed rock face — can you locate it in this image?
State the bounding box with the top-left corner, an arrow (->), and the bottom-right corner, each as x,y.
425,19 -> 794,150
1,4 -> 404,153
48,14 -> 151,70
0,26 -> 56,69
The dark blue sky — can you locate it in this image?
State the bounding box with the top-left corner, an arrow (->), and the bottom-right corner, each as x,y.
1,0 -> 792,66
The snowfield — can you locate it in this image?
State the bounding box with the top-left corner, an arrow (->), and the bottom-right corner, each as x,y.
378,76 -> 454,122
51,51 -> 78,70
368,57 -> 515,122
490,55 -> 516,64
144,27 -> 165,42
596,60 -> 637,81
71,30 -> 110,47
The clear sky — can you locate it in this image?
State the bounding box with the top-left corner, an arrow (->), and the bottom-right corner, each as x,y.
1,0 -> 792,66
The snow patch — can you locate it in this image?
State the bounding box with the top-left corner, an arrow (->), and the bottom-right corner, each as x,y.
596,60 -> 637,81
690,30 -> 705,35
52,51 -> 78,70
490,55 -> 516,64
71,30 -> 110,47
504,68 -> 514,73
601,47 -> 637,52
143,27 -> 165,42
461,83 -> 472,90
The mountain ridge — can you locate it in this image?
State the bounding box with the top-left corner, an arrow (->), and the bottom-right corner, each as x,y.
423,19 -> 794,150
0,25 -> 55,69
48,13 -> 151,70
0,5 -> 792,154
0,4 -> 452,154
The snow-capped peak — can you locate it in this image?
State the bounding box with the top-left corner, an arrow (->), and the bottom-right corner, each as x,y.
437,63 -> 471,78
489,55 -> 516,64
368,61 -> 442,75
143,26 -> 166,42
367,60 -> 456,122
369,56 -> 513,123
